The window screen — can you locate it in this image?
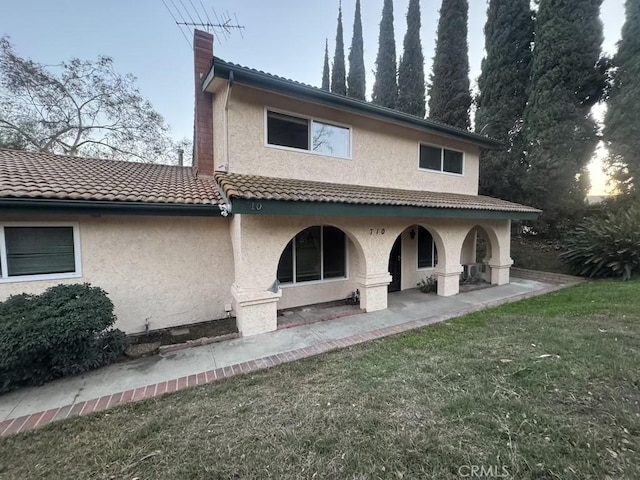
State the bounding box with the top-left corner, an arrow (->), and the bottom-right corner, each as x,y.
267,111 -> 309,150
4,227 -> 76,277
419,145 -> 442,171
443,149 -> 463,174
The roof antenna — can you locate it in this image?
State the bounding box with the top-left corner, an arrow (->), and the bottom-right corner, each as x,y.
163,0 -> 244,44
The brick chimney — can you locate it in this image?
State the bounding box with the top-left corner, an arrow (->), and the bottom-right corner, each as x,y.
193,30 -> 214,176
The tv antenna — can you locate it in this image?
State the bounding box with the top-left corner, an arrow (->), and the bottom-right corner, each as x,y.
162,0 -> 244,48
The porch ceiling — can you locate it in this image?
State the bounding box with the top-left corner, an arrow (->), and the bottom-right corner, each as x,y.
215,173 -> 541,220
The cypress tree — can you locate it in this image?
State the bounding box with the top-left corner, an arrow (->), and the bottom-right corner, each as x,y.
322,39 -> 331,91
372,0 -> 398,108
397,0 -> 426,117
523,0 -> 605,234
475,0 -> 534,201
604,0 -> 640,193
331,2 -> 347,95
347,0 -> 366,100
428,0 -> 472,129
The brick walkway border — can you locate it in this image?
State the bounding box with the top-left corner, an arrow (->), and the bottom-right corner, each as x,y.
0,283 -> 571,438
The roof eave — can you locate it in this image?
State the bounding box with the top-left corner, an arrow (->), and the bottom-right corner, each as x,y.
0,198 -> 224,217
230,198 -> 540,220
202,59 -> 502,150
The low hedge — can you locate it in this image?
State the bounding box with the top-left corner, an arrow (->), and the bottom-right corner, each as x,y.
0,283 -> 126,393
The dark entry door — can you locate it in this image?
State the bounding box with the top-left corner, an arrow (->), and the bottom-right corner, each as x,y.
388,236 -> 402,292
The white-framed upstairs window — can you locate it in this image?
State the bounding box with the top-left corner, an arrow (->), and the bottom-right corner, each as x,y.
277,226 -> 348,285
0,223 -> 82,283
419,143 -> 464,175
265,109 -> 351,159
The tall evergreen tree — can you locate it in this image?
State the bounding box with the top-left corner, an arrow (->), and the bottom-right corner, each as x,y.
428,0 -> 472,129
347,0 -> 366,100
604,0 -> 640,193
331,3 -> 347,95
322,39 -> 331,91
475,0 -> 534,201
372,0 -> 398,108
523,0 -> 605,233
397,0 -> 426,117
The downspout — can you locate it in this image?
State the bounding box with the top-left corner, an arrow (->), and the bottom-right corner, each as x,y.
224,70 -> 234,170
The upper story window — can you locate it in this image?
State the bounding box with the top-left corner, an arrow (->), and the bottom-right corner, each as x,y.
0,223 -> 82,283
266,110 -> 351,159
419,144 -> 464,175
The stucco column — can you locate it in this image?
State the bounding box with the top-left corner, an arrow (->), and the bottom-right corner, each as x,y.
488,257 -> 513,285
356,272 -> 392,312
231,284 -> 281,336
435,264 -> 463,297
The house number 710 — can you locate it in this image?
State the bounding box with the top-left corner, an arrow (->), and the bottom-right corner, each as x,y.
370,228 -> 386,235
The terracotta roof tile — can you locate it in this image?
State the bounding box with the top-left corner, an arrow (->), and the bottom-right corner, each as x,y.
215,172 -> 541,213
0,149 -> 223,205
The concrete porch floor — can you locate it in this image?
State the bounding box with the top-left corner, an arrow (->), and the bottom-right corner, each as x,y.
0,278 -> 572,436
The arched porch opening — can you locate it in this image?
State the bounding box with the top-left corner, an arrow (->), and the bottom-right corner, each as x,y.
274,224 -> 365,312
386,224 -> 443,293
460,225 -> 497,285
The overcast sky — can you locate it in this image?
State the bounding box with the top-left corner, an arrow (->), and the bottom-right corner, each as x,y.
1,0 -> 626,193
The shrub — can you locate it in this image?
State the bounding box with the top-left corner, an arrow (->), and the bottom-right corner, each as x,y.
0,283 -> 126,393
417,275 -> 438,293
560,204 -> 640,280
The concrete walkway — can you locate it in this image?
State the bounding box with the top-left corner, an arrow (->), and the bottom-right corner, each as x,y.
0,278 -> 571,437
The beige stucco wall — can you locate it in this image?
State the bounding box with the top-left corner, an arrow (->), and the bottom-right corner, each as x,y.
221,85 -> 480,195
212,87 -> 228,172
0,215 -> 234,334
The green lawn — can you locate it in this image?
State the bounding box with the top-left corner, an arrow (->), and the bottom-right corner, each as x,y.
1,281 -> 639,479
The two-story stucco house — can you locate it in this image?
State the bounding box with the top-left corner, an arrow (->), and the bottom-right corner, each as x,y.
0,31 -> 539,337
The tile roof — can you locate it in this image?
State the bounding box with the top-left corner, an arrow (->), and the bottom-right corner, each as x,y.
215,172 -> 541,213
0,149 -> 223,205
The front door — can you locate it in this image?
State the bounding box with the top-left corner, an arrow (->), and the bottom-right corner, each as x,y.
388,236 -> 402,292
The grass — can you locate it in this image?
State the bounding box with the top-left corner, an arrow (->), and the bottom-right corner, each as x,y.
1,281 -> 639,479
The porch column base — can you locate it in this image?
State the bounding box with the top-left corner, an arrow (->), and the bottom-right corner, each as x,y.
356,273 -> 392,312
436,265 -> 463,297
231,284 -> 282,337
488,259 -> 513,285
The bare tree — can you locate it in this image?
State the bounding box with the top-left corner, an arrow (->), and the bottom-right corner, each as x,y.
0,37 -> 183,163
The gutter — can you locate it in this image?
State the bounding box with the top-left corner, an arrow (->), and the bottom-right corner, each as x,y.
0,198 -> 224,217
